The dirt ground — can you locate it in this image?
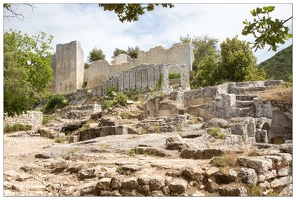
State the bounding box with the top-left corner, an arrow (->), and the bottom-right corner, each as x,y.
3,134 -> 56,172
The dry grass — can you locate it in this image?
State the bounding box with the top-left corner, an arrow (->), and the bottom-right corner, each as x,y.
249,85 -> 292,104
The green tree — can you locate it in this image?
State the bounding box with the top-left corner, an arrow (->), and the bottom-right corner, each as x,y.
242,6 -> 292,51
87,47 -> 106,62
127,46 -> 140,58
113,46 -> 140,59
220,36 -> 265,82
180,35 -> 219,88
113,48 -> 128,58
99,3 -> 174,23
193,52 -> 221,87
4,30 -> 54,116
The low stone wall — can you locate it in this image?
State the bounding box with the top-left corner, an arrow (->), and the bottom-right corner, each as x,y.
4,111 -> 43,130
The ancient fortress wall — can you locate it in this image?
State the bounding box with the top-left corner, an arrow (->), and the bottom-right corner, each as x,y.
4,111 -> 43,130
83,43 -> 194,89
51,41 -> 193,94
90,63 -> 190,96
53,41 -> 84,94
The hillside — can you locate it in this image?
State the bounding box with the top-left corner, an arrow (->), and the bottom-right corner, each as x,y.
258,45 -> 292,82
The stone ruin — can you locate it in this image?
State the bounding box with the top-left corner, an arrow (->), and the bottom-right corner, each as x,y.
50,41 -> 194,94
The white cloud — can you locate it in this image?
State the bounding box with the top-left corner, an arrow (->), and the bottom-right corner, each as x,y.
3,3 -> 293,64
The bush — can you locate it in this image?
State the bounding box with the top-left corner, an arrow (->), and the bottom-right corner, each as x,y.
208,126 -> 226,139
169,72 -> 181,79
121,112 -> 130,119
116,92 -> 128,106
44,94 -> 68,114
103,91 -> 128,109
4,124 -> 32,133
55,136 -> 66,143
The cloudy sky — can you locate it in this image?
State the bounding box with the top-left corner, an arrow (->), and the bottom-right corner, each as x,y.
2,1 -> 293,64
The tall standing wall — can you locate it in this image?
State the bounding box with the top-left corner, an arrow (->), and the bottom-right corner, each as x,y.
53,41 -> 84,94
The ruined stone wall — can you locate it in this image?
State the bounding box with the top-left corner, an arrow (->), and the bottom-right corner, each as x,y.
4,111 -> 43,130
84,43 -> 193,89
90,63 -> 190,96
53,41 -> 84,94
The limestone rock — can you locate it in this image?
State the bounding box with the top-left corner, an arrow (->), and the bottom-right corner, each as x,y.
168,178 -> 187,194
238,168 -> 258,186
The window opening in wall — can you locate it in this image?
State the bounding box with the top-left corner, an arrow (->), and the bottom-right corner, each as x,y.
168,67 -> 181,89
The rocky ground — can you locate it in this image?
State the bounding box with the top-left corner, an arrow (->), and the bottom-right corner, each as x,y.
3,85 -> 293,197
3,118 -> 292,197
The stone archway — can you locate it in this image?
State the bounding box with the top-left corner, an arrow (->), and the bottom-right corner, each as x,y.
162,64 -> 190,90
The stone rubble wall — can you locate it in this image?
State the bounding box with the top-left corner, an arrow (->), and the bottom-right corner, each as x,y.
4,111 -> 43,130
84,43 -> 194,89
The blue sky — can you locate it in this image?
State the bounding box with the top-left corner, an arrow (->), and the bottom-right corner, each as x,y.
2,1 -> 293,64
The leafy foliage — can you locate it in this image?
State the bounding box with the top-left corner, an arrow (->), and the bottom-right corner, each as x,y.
208,126 -> 226,139
103,87 -> 128,109
183,35 -> 265,88
220,36 -> 263,82
242,6 -> 292,51
44,94 -> 68,114
4,30 -> 54,117
87,47 -> 106,62
180,35 -> 219,88
192,53 -> 221,87
168,72 -> 181,79
257,45 -> 292,81
113,46 -> 140,59
99,4 -> 174,23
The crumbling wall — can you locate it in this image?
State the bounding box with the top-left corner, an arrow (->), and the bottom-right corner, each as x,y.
91,63 -> 190,96
4,111 -> 43,130
84,43 -> 193,89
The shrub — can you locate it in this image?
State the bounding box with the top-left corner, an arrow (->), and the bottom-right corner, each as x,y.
4,124 -> 32,133
168,72 -> 181,79
44,94 -> 68,114
55,136 -> 66,143
208,126 -> 226,139
116,92 -> 128,106
121,112 -> 130,119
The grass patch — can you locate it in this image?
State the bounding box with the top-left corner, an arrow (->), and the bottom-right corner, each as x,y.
55,136 -> 66,143
207,126 -> 226,139
211,151 -> 238,168
248,85 -> 292,104
4,124 -> 32,133
121,112 -> 130,119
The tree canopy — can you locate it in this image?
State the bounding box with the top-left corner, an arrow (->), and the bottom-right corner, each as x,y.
99,3 -> 174,23
182,35 -> 266,88
87,47 -> 106,63
3,3 -> 35,21
113,46 -> 140,59
242,6 -> 292,52
4,30 -> 54,116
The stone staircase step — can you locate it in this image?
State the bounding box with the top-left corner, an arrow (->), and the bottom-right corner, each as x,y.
236,95 -> 256,101
235,101 -> 254,108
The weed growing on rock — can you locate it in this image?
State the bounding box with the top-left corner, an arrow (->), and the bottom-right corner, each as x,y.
61,148 -> 79,159
55,136 -> 66,143
211,151 -> 238,168
207,126 -> 226,139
